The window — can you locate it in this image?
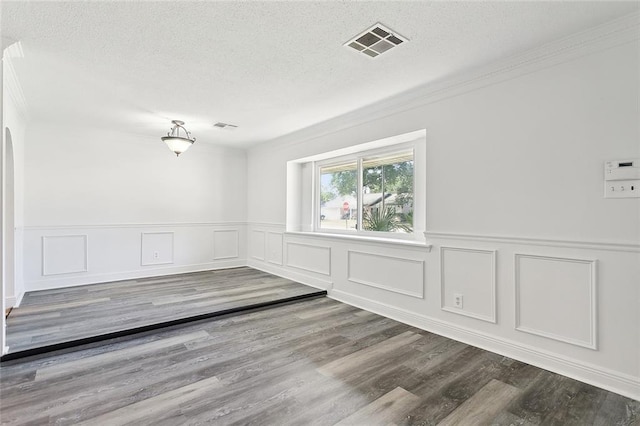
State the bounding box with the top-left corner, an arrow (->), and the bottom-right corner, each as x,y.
317,148 -> 415,235
286,129 -> 425,239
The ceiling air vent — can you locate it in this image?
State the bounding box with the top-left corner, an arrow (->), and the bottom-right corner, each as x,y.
213,122 -> 238,130
345,23 -> 407,58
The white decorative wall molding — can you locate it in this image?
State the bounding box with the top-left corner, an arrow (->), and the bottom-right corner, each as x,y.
15,290 -> 24,307
329,289 -> 639,402
42,235 -> 88,276
140,232 -> 174,266
266,232 -> 284,265
251,230 -> 266,261
515,254 -> 597,350
248,222 -> 286,229
21,221 -> 248,231
212,229 -> 239,260
285,241 -> 331,276
248,260 -> 332,291
24,223 -> 250,292
286,231 -> 432,251
347,250 -> 424,299
440,246 -> 496,323
254,12 -> 640,155
425,231 -> 640,253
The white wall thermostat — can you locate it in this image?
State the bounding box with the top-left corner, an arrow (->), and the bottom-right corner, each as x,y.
604,159 -> 640,198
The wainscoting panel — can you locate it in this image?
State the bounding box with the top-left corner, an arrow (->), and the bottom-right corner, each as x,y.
24,223 -> 247,292
21,221 -> 638,399
213,229 -> 239,260
347,250 -> 424,298
42,235 -> 88,276
266,232 -> 284,265
440,246 -> 496,323
515,254 -> 597,349
251,230 -> 266,261
285,242 -> 331,276
141,232 -> 174,266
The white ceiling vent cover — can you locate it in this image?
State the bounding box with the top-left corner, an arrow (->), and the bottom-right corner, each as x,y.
345,23 -> 407,58
213,122 -> 238,130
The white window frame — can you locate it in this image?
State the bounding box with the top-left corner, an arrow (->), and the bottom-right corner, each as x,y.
313,139 -> 424,241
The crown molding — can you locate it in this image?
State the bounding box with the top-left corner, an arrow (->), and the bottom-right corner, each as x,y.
3,42 -> 29,121
252,11 -> 640,156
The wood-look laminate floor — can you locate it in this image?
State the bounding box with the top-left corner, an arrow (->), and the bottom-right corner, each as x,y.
1,297 -> 638,425
5,267 -> 323,354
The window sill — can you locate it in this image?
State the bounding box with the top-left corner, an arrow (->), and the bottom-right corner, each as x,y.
285,231 -> 433,251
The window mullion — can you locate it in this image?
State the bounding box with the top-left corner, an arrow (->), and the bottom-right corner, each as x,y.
381,164 -> 385,212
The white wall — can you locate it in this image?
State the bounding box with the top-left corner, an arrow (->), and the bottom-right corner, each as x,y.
22,123 -> 248,290
2,42 -> 29,355
246,36 -> 640,399
250,40 -> 639,242
3,46 -> 27,308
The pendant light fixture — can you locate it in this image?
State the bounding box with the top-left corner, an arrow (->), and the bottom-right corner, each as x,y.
161,120 -> 196,156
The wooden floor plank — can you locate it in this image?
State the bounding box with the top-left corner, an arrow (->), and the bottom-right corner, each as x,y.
438,379 -> 521,425
335,386 -> 421,426
5,267 -> 323,354
593,391 -> 640,426
1,296 -> 638,425
34,330 -> 209,382
317,330 -> 422,378
76,375 -> 223,426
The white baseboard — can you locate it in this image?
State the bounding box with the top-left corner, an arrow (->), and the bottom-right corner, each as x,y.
4,290 -> 24,308
15,291 -> 24,307
248,259 -> 332,291
24,259 -> 247,292
329,289 -> 640,402
4,296 -> 16,308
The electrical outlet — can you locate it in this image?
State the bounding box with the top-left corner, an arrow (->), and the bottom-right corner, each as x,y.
153,251 -> 159,259
453,293 -> 463,309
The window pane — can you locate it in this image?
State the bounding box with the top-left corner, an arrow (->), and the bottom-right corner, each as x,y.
362,151 -> 413,233
319,162 -> 357,231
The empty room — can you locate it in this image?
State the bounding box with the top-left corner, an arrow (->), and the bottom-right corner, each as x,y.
1,1 -> 639,425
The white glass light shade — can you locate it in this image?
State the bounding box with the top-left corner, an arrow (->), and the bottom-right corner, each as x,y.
162,136 -> 194,156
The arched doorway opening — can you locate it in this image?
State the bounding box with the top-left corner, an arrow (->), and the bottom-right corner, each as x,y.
4,127 -> 15,310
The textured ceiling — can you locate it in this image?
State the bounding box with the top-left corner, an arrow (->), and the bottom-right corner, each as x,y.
2,1 -> 638,147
